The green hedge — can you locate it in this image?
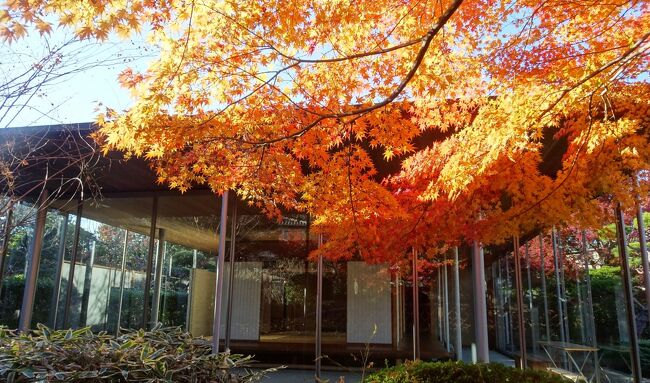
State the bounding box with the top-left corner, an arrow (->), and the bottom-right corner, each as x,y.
364,361 -> 572,383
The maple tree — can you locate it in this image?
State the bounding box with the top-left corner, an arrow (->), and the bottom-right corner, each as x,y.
2,0 -> 649,263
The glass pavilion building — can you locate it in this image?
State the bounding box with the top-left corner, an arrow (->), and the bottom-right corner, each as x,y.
0,123 -> 645,378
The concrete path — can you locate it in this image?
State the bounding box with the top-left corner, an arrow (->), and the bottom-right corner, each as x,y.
254,348 -> 514,382
257,369 -> 362,383
460,347 -> 515,367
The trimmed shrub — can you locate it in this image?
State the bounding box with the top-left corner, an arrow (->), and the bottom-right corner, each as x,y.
364,361 -> 572,383
0,324 -> 280,382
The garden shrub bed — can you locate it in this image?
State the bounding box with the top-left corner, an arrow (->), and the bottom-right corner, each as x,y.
364,361 -> 572,383
0,324 -> 278,382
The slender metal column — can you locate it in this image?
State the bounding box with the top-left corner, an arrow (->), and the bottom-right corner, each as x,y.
79,241 -> 96,326
513,235 -> 527,368
212,191 -> 229,354
49,214 -> 69,328
443,253 -> 450,353
315,233 -> 323,380
539,235 -> 551,342
437,267 -> 443,342
19,190 -> 49,332
636,203 -> 650,318
161,245 -> 172,323
454,247 -> 462,361
412,248 -> 421,360
0,208 -> 14,301
63,201 -> 83,329
472,241 -> 489,362
186,250 -> 198,331
582,231 -> 599,382
151,228 -> 166,326
116,230 -> 129,335
225,197 -> 238,351
615,204 -> 642,383
495,257 -> 504,350
557,233 -> 571,341
396,270 -> 402,346
524,242 -> 537,353
576,277 -> 586,344
581,231 -> 596,345
551,229 -> 566,343
503,255 -> 508,349
142,196 -> 158,329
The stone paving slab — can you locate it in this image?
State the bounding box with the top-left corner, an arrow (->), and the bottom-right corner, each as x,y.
253,349 -> 514,382
255,369 -> 363,383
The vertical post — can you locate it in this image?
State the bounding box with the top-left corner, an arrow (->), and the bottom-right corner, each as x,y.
581,231 -> 596,345
576,277 -> 586,344
187,249 -> 198,332
636,203 -> 650,318
161,242 -> 170,322
557,233 -> 571,341
151,229 -> 166,326
79,240 -> 96,326
525,242 -> 537,353
168,248 -> 173,277
472,240 -> 489,363
552,229 -> 566,343
49,213 -> 69,328
615,204 -> 642,383
539,235 -> 551,342
315,233 -> 323,380
437,267 -> 443,342
513,235 -> 527,368
225,196 -> 238,351
396,271 -> 401,346
0,208 -> 14,302
412,248 -> 420,360
19,190 -> 49,332
495,258 -> 504,351
503,254 -> 508,349
63,201 -> 83,329
116,230 -> 129,335
142,196 -> 158,329
582,231 -> 600,382
443,253 -> 450,353
454,247 -> 462,361
212,190 -> 229,354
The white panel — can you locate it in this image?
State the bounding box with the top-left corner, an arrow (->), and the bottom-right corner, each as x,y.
347,262 -> 392,344
86,266 -> 112,326
188,262 -> 262,340
219,262 -> 262,340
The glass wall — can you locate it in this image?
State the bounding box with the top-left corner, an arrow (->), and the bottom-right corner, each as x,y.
49,197 -> 153,332
1,192 -> 449,366
490,229 -> 639,379
0,202 -> 71,328
155,194 -> 219,332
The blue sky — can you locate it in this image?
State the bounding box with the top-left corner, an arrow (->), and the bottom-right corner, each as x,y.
2,30 -> 153,128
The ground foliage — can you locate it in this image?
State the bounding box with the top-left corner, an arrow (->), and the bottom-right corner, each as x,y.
0,323 -> 278,382
2,0 -> 649,265
364,360 -> 572,383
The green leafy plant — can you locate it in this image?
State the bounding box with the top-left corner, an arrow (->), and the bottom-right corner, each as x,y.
364,361 -> 573,383
0,323 -> 281,382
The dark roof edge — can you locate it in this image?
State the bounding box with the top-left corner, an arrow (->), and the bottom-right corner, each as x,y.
0,122 -> 98,135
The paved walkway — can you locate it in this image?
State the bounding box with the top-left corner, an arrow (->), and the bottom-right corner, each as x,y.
459,348 -> 515,367
255,349 -> 514,382
257,369 -> 363,383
